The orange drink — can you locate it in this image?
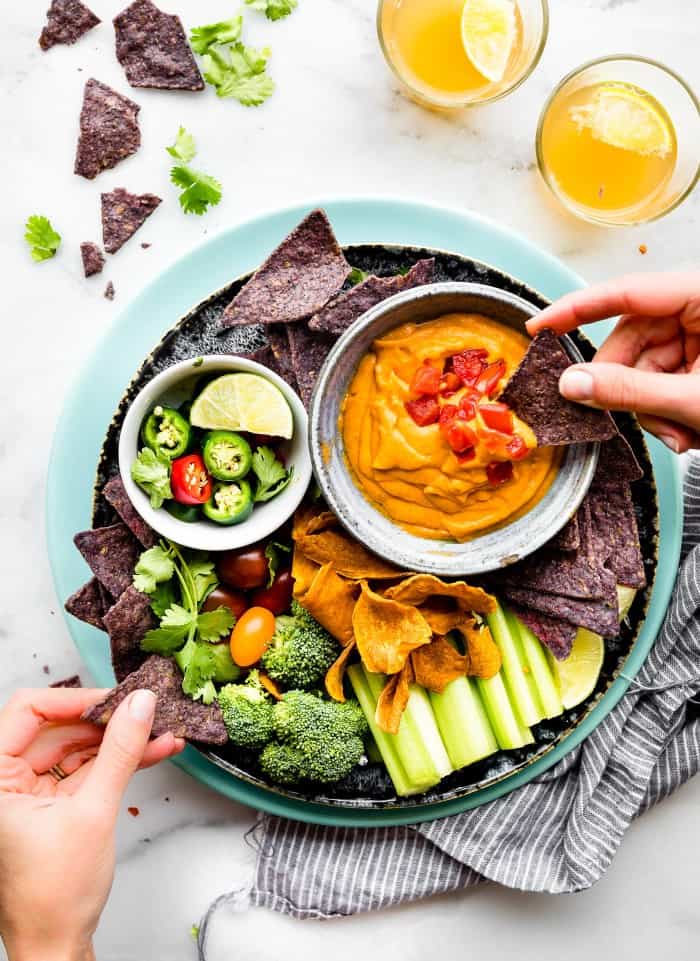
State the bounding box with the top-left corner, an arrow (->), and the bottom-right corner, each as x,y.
377,0 -> 548,108
537,57 -> 700,225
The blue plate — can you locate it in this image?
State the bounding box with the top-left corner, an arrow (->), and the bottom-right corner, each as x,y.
47,198 -> 682,826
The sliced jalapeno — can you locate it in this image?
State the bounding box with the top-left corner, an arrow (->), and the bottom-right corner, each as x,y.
202,430 -> 252,482
202,480 -> 253,526
142,406 -> 191,461
165,501 -> 201,523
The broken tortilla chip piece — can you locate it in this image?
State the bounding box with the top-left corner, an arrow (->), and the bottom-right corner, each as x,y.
376,661 -> 414,735
325,640 -> 357,703
384,574 -> 496,615
411,636 -> 470,693
353,582 -> 431,675
454,622 -> 502,679
299,562 -> 358,646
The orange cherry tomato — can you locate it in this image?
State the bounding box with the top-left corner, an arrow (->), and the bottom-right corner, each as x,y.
230,606 -> 276,667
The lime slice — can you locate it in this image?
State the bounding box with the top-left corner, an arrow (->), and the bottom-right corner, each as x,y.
569,85 -> 674,158
190,373 -> 293,439
548,628 -> 604,710
617,584 -> 637,622
461,0 -> 516,84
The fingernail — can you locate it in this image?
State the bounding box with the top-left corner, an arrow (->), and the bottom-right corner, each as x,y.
129,689 -> 156,722
560,367 -> 594,402
658,434 -> 680,454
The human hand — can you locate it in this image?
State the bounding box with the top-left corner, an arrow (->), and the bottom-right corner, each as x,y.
0,687 -> 185,961
527,271 -> 700,453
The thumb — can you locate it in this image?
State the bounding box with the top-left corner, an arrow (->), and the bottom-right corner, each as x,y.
559,363 -> 700,435
78,690 -> 156,816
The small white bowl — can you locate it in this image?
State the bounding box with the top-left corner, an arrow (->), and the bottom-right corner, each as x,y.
118,354 -> 311,552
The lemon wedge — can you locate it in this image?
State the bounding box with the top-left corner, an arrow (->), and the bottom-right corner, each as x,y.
461,0 -> 517,84
190,373 -> 293,439
569,85 -> 674,157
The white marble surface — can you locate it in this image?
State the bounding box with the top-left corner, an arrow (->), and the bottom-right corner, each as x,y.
2,0 -> 700,958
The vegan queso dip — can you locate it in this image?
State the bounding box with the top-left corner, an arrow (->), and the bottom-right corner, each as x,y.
340,314 -> 560,541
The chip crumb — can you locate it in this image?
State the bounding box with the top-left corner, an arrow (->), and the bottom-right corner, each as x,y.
104,281 -> 115,300
638,244 -> 648,255
39,0 -> 100,51
43,665 -> 50,675
141,242 -> 151,249
81,241 -> 104,277
127,806 -> 140,817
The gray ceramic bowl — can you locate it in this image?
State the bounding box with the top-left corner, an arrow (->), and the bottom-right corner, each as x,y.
310,282 -> 598,577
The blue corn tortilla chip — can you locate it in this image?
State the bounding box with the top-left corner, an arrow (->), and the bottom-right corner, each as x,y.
308,259 -> 436,336
113,0 -> 204,91
594,432 -> 644,485
74,79 -> 141,181
265,326 -> 299,393
492,545 -> 609,601
50,675 -> 83,689
587,485 -> 646,590
547,513 -> 580,552
221,210 -> 350,328
39,0 -> 100,50
500,584 -> 619,637
101,188 -> 161,254
82,656 -> 228,744
74,522 -> 140,597
499,329 -> 617,446
103,585 -> 156,681
80,242 -> 104,278
103,474 -> 156,548
286,321 -> 337,409
507,604 -> 576,661
64,577 -> 107,630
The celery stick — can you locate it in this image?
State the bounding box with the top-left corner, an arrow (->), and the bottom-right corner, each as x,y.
476,671 -> 534,750
510,614 -> 564,719
487,604 -> 545,728
430,676 -> 498,770
347,664 -> 416,797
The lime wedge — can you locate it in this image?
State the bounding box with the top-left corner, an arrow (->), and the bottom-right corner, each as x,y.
548,628 -> 604,711
617,584 -> 637,622
461,0 -> 516,84
190,373 -> 293,439
569,85 -> 674,158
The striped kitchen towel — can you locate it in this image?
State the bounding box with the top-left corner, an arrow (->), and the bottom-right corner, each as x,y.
201,456 -> 700,941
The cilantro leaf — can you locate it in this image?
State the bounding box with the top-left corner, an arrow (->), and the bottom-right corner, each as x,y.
141,604 -> 195,655
149,580 -> 177,618
348,266 -> 370,286
202,43 -> 274,106
170,165 -> 222,215
252,446 -> 293,503
197,606 -> 235,642
244,0 -> 298,21
190,16 -> 242,54
265,540 -> 291,586
131,448 -> 172,509
181,642 -> 219,703
187,555 -> 219,606
166,126 -> 197,163
24,215 -> 61,262
133,545 -> 175,594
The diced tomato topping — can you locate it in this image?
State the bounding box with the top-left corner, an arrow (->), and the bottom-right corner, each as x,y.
439,372 -> 461,396
487,461 -> 514,486
405,396 -> 440,426
458,394 -> 478,420
446,420 -> 478,453
480,402 -> 513,434
439,403 -> 458,427
456,448 -> 477,465
476,359 -> 507,397
410,362 -> 441,396
506,435 -> 530,461
452,348 -> 488,386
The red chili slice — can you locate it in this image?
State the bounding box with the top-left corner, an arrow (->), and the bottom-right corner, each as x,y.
487,461 -> 514,486
171,453 -> 212,505
446,420 -> 478,453
410,363 -> 441,396
480,402 -> 514,434
439,372 -> 461,396
506,435 -> 530,461
452,348 -> 489,387
405,396 -> 440,426
476,359 -> 506,397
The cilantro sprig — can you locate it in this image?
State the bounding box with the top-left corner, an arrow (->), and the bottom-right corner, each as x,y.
191,17 -> 275,107
252,446 -> 293,502
24,215 -> 61,262
244,0 -> 298,22
166,127 -> 222,216
131,448 -> 172,509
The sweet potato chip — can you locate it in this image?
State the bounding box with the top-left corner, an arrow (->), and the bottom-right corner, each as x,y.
384,574 -> 496,614
304,511 -> 338,535
325,639 -> 357,703
301,562 -> 358,646
259,672 -> 283,701
376,660 -> 413,735
455,622 -> 501,679
353,582 -> 431,675
291,548 -> 320,600
417,599 -> 470,636
296,527 -> 403,580
411,636 -> 470,693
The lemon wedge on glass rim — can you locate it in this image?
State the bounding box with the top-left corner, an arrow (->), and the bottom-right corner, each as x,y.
461,0 -> 517,84
190,373 -> 294,439
569,84 -> 674,157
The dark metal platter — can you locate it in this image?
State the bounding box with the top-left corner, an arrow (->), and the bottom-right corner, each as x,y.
92,243 -> 659,811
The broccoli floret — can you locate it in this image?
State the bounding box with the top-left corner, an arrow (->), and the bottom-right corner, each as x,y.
217,670 -> 274,750
260,690 -> 368,785
261,599 -> 339,690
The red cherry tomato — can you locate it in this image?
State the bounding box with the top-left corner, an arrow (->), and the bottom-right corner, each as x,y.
405,396 -> 440,426
251,568 -> 294,615
410,362 -> 441,396
216,543 -> 269,590
452,348 -> 488,386
487,461 -> 514,486
171,453 -> 212,505
201,587 -> 248,620
446,420 -> 478,454
476,359 -> 507,397
480,402 -> 514,434
230,606 -> 276,667
506,435 -> 530,461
